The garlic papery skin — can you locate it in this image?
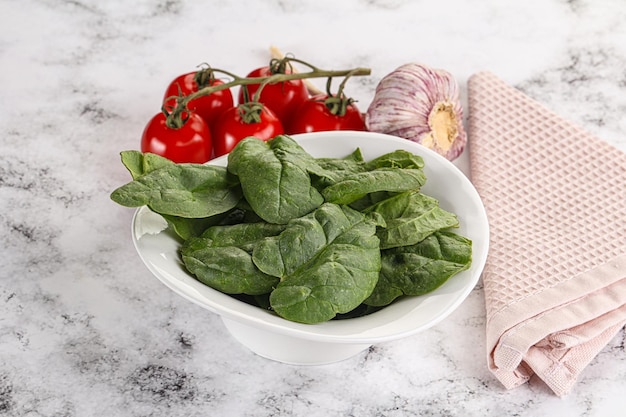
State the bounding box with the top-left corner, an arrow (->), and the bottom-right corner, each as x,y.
365,63 -> 467,161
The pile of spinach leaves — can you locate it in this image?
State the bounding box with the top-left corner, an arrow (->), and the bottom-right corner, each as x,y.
111,135 -> 472,324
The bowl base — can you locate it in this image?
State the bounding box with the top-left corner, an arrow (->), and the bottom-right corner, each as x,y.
221,317 -> 371,365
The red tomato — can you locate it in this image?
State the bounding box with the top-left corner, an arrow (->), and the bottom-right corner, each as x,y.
164,71 -> 233,126
212,105 -> 284,157
237,66 -> 309,123
286,94 -> 366,134
141,112 -> 212,163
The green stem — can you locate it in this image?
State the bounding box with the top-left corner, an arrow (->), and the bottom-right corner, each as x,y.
273,56 -> 322,73
238,102 -> 265,124
207,67 -> 245,81
193,65 -> 216,88
163,100 -> 187,129
175,66 -> 371,116
336,69 -> 359,98
319,70 -> 361,117
251,56 -> 325,103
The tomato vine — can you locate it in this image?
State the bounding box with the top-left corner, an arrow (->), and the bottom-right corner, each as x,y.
165,57 -> 371,128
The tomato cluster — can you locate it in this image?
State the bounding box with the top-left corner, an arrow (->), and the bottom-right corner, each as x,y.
140,61 -> 366,163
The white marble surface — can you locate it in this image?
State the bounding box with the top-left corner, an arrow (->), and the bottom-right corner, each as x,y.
2,0 -> 626,416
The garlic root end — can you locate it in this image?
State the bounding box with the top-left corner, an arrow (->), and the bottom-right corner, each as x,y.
424,101 -> 458,153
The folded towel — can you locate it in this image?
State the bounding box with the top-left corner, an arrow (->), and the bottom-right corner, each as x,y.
467,71 -> 626,396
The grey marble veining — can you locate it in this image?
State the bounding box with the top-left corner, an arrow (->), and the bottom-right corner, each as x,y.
2,0 -> 625,416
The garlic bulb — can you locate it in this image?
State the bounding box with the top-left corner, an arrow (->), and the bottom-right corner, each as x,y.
366,63 -> 466,161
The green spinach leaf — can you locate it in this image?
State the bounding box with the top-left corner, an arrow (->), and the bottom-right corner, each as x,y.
200,222 -> 286,251
363,149 -> 425,170
114,151 -> 243,240
227,136 -> 329,224
365,191 -> 460,249
348,191 -> 398,212
266,204 -> 383,324
119,150 -> 174,180
110,163 -> 242,218
160,207 -> 250,240
364,231 -> 472,306
252,214 -> 327,279
311,148 -> 366,189
160,213 -> 226,240
333,303 -> 383,320
181,222 -> 285,295
321,168 -> 426,205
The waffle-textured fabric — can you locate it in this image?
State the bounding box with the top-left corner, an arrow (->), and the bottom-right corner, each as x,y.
467,71 -> 626,396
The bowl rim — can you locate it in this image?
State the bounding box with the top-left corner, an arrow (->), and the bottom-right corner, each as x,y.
131,131 -> 489,344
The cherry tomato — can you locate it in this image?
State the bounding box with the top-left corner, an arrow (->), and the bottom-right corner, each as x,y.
164,71 -> 233,126
212,105 -> 284,157
286,94 -> 366,134
141,112 -> 212,163
237,66 -> 309,123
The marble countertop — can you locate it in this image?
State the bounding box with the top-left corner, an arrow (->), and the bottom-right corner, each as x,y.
2,0 -> 625,416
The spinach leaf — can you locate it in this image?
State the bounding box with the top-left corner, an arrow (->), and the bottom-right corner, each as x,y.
119,150 -> 174,180
160,207 -> 249,240
252,214 -> 327,279
227,136 -> 328,224
253,203 -> 382,278
180,222 -> 285,295
311,148 -> 366,189
349,191 -> 399,212
316,149 -> 425,206
160,213 -> 227,240
333,303 -> 383,320
200,222 -> 286,251
365,191 -> 460,249
364,231 -> 472,306
110,163 -> 242,218
114,151 -> 243,240
266,204 -> 383,324
321,168 -> 426,205
363,149 -> 425,170
316,148 -> 365,170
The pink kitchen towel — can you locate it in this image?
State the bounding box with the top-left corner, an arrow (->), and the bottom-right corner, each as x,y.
467,71 -> 626,396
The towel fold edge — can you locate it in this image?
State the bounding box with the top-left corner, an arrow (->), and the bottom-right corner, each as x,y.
487,253 -> 626,396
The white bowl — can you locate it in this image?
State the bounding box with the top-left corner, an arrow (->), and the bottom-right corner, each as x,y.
131,131 -> 489,365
